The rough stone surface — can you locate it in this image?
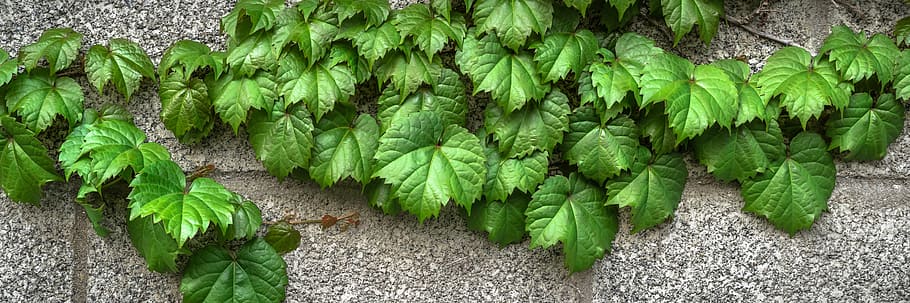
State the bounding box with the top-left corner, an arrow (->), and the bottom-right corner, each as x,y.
0,0 -> 909,302
0,183 -> 75,303
596,178 -> 910,302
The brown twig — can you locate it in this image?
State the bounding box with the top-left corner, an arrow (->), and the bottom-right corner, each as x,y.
723,15 -> 811,53
831,0 -> 865,20
265,211 -> 361,231
743,0 -> 770,24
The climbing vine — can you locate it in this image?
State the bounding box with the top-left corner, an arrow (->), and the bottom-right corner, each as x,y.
1,0 -> 909,301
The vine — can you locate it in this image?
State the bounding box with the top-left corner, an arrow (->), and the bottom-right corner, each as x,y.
1,0 -> 909,301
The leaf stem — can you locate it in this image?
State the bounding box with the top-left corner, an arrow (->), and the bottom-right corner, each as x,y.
722,15 -> 811,54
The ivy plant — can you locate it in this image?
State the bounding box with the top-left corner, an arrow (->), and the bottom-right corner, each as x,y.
1,0 -> 909,301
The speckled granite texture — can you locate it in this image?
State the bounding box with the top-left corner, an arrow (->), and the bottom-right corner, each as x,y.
0,0 -> 909,302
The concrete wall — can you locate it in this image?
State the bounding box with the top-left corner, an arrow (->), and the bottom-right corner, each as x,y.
1,0 -> 908,302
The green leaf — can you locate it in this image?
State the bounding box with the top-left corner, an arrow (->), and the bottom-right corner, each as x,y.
223,195 -> 263,241
711,59 -> 766,126
526,173 -> 618,272
373,111 -> 486,222
129,160 -> 236,247
377,67 -> 466,131
431,0 -> 453,21
563,106 -> 639,184
605,147 -> 687,233
85,39 -> 156,101
754,47 -> 851,128
127,216 -> 183,273
221,0 -> 284,38
276,51 -> 355,121
0,116 -> 62,204
531,29 -> 598,83
607,0 -> 637,19
693,120 -> 785,182
467,193 -> 529,246
660,0 -> 723,45
819,25 -> 900,84
78,119 -> 166,187
640,106 -> 678,154
5,71 -> 83,132
484,89 -> 570,158
18,28 -> 83,74
159,70 -> 213,144
0,49 -> 17,86
180,238 -> 288,303
482,143 -> 547,203
395,4 -> 466,59
826,93 -> 904,161
59,123 -> 92,181
457,30 -> 549,113
895,16 -> 910,47
587,33 -> 662,113
353,22 -> 401,67
207,70 -> 277,133
272,9 -> 339,66
247,99 -> 314,180
376,51 -> 442,96
264,222 -> 301,255
366,180 -> 401,215
640,53 -> 737,141
562,0 -> 592,15
159,40 -> 224,78
741,132 -> 835,235
310,106 -> 379,188
895,50 -> 910,101
226,33 -> 278,77
473,0 -> 554,50
333,0 -> 390,27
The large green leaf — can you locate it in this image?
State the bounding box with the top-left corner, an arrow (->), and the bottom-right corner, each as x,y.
226,33 -> 278,77
605,147 -> 687,233
483,142 -> 548,203
127,216 -> 183,273
18,28 -> 83,74
310,105 -> 379,188
531,29 -> 598,83
373,111 -> 486,222
394,3 -> 466,59
895,50 -> 910,101
819,25 -> 900,84
159,70 -> 213,144
0,49 -> 17,86
754,47 -> 851,128
586,33 -> 663,114
711,59 -> 766,126
741,132 -> 835,235
659,0 -> 723,45
526,173 -> 618,272
85,39 -> 156,101
375,51 -> 442,96
563,105 -> 639,184
456,32 -> 549,113
221,0 -> 284,38
467,193 -> 530,246
207,70 -> 277,133
333,0 -> 390,27
180,238 -> 288,303
159,40 -> 224,78
272,9 -> 339,66
484,89 -> 570,158
5,71 -> 83,132
276,51 -> 355,121
377,67 -> 466,131
58,106 -> 136,181
77,119 -> 169,188
473,0 -> 553,50
0,116 -> 62,204
826,93 -> 904,161
247,99 -> 314,180
223,194 -> 263,241
352,22 -> 401,67
640,53 -> 737,141
694,120 -> 785,182
129,160 -> 236,247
